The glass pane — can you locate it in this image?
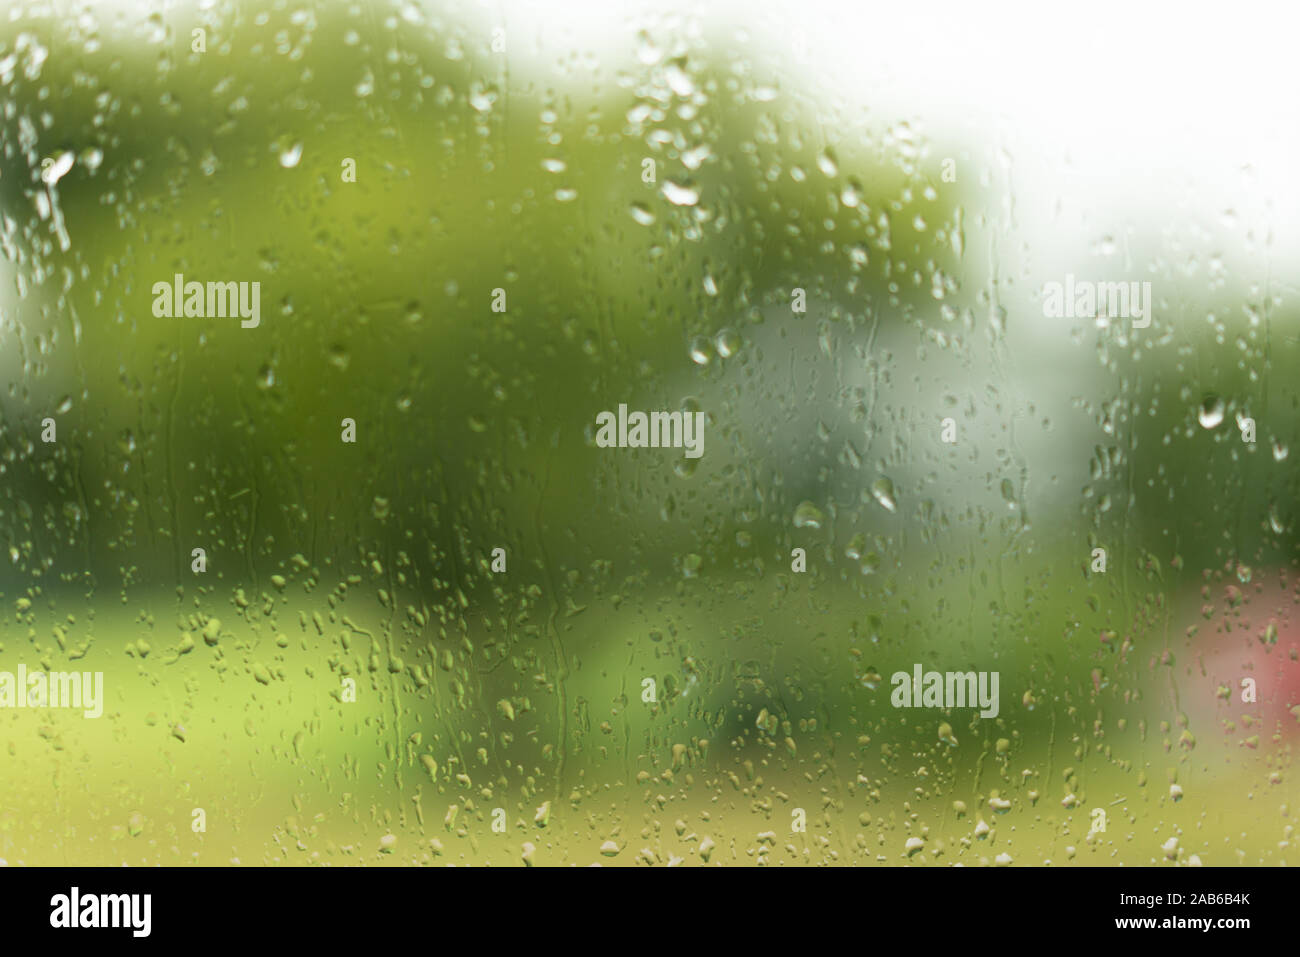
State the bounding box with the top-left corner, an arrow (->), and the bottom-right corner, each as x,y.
1,0 -> 1295,870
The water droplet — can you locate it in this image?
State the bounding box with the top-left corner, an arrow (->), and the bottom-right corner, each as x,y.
635,30 -> 663,65
870,477 -> 897,513
688,336 -> 712,365
845,533 -> 866,560
1001,478 -> 1017,507
278,141 -> 302,168
681,144 -> 711,170
469,83 -> 497,113
793,501 -> 824,529
629,202 -> 655,226
816,148 -> 838,178
664,59 -> 695,97
1198,395 -> 1224,429
662,180 -> 699,206
714,328 -> 740,358
41,151 -> 74,185
257,365 -> 275,389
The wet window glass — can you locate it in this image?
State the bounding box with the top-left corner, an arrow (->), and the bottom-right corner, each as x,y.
0,2 -> 1296,870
